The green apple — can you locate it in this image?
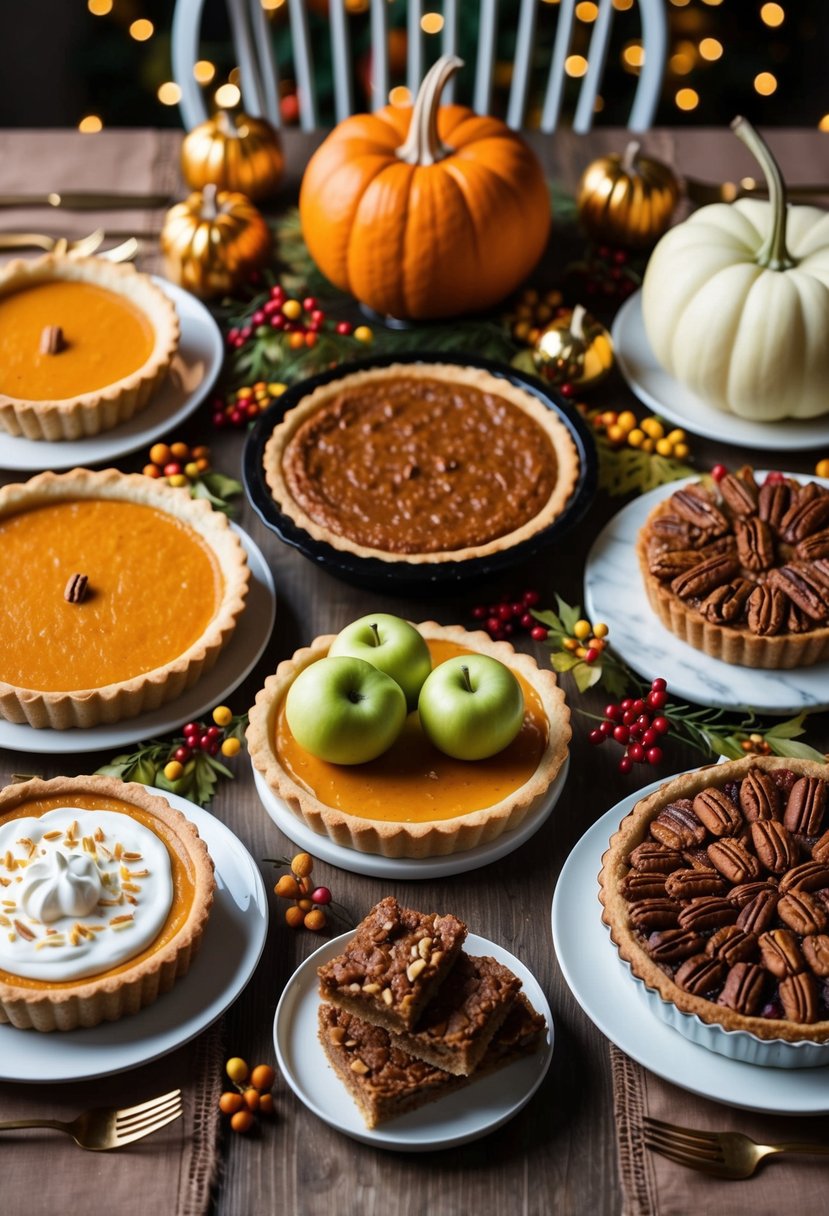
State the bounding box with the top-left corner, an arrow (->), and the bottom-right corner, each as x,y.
328,613 -> 432,710
417,655 -> 524,761
285,656 -> 407,765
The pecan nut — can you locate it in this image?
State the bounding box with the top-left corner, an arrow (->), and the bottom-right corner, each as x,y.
779,971 -> 819,1024
671,554 -> 739,600
779,492 -> 829,543
64,572 -> 89,604
767,565 -> 828,621
628,898 -> 680,932
620,872 -> 667,901
647,547 -> 704,581
746,583 -> 786,636
670,487 -> 729,536
735,516 -> 775,572
802,934 -> 829,977
40,324 -> 65,355
650,800 -> 706,850
777,890 -> 828,936
647,927 -> 705,963
812,829 -> 829,864
707,837 -> 762,884
736,889 -> 779,934
728,879 -> 778,908
705,925 -> 759,964
784,776 -> 827,835
757,928 -> 805,978
750,819 -> 798,874
664,868 -> 727,900
797,527 -> 829,561
628,842 -> 684,874
738,768 -> 781,821
651,514 -> 700,548
693,788 -> 743,837
677,897 -> 738,932
758,481 -> 792,530
778,860 -> 829,895
719,471 -> 758,517
717,962 -> 765,1015
701,579 -> 752,625
674,953 -> 728,997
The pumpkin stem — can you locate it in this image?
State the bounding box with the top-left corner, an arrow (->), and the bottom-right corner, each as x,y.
202,182 -> 219,220
621,141 -> 641,174
570,304 -> 587,341
731,116 -> 795,271
397,54 -> 464,167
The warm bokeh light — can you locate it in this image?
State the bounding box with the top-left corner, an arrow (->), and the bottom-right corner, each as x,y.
699,38 -> 723,61
701,0 -> 724,5
594,95 -> 605,112
564,55 -> 589,78
622,42 -> 645,70
675,88 -> 699,111
754,72 -> 778,95
344,0 -> 369,11
760,3 -> 785,27
670,52 -> 694,75
78,115 -> 103,133
157,82 -> 182,106
669,0 -> 691,7
388,85 -> 412,105
420,12 -> 444,33
261,0 -> 286,8
129,19 -> 154,41
87,0 -> 113,15
819,114 -> 829,133
228,67 -> 241,85
612,0 -> 633,9
575,2 -> 599,21
215,83 -> 242,108
193,60 -> 216,84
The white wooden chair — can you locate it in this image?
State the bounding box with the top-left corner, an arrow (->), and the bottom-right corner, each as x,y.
172,0 -> 666,134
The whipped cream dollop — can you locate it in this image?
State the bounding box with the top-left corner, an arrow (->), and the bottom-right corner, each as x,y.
0,807 -> 173,982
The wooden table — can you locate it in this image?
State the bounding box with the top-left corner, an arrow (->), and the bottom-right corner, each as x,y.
0,127 -> 827,1216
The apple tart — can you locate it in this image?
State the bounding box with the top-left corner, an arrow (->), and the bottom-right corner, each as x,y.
247,622 -> 570,859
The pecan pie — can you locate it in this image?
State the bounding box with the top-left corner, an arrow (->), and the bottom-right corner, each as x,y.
600,756 -> 829,1046
637,470 -> 829,668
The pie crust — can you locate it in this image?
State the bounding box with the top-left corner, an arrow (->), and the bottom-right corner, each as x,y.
262,363 -> 581,564
0,775 -> 214,1032
599,755 -> 829,1045
0,255 -> 180,442
247,622 -> 571,858
0,468 -> 250,729
637,471 -> 829,670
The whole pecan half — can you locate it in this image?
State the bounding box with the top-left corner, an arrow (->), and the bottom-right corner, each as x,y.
735,517 -> 775,572
797,527 -> 829,561
664,868 -> 727,900
629,898 -> 680,932
779,971 -> 819,1023
758,481 -> 792,530
707,838 -> 762,884
705,925 -> 759,965
802,934 -> 829,977
650,800 -> 706,850
728,879 -> 778,908
628,842 -> 684,874
750,820 -> 798,874
812,829 -> 829,864
777,890 -> 828,936
700,579 -> 753,625
647,927 -> 705,963
717,962 -> 765,1015
719,471 -> 758,517
620,871 -> 667,901
778,860 -> 829,895
738,768 -> 781,821
675,953 -> 728,996
677,897 -> 738,932
670,487 -> 729,535
647,547 -> 703,582
736,889 -> 779,934
758,928 -> 805,979
767,565 -> 828,621
779,492 -> 829,543
671,554 -> 739,601
746,583 -> 786,636
651,514 -> 701,548
784,776 -> 827,835
693,788 -> 743,837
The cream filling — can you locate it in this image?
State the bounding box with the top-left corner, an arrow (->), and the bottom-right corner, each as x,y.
0,807 -> 173,982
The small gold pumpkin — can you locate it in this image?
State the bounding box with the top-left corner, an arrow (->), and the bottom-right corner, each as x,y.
181,110 -> 284,202
577,141 -> 679,249
533,304 -> 613,391
160,185 -> 271,299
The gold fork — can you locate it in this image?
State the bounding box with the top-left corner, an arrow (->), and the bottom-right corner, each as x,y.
0,1087 -> 182,1151
643,1116 -> 829,1179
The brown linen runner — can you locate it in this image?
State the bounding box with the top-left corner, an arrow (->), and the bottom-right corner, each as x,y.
611,1044 -> 829,1216
0,1021 -> 224,1216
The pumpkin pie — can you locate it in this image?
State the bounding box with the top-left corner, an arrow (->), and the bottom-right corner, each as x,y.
262,363 -> 581,563
0,775 -> 214,1032
637,469 -> 829,669
247,622 -> 570,858
0,255 -> 179,441
599,755 -> 829,1045
0,468 -> 249,729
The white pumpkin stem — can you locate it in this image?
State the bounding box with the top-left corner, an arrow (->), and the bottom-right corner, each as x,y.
570,304 -> 587,340
731,116 -> 795,271
202,182 -> 219,219
621,141 -> 641,174
397,55 -> 464,166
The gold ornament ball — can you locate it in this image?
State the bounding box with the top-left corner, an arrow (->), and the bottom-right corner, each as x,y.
181,110 -> 284,202
160,184 -> 271,300
533,304 -> 614,391
577,140 -> 679,249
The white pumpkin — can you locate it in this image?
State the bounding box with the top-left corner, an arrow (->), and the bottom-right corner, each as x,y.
642,118 -> 829,421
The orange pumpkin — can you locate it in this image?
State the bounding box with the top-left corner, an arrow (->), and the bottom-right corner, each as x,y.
299,55 -> 551,320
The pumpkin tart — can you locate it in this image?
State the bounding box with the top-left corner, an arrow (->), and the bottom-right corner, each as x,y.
0,775 -> 214,1032
0,255 -> 179,441
0,468 -> 249,729
262,363 -> 580,564
247,622 -> 570,858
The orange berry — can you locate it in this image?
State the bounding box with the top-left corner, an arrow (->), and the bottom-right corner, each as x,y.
288,331 -> 305,350
243,1088 -> 260,1111
297,898 -> 313,912
143,463 -> 162,478
291,853 -> 313,877
192,445 -> 210,460
816,458 -> 829,479
219,1092 -> 244,1115
304,908 -> 326,931
226,1057 -> 249,1085
282,299 -> 302,320
284,905 -> 304,928
149,443 -> 171,466
298,875 -> 313,895
195,457 -> 211,472
170,441 -> 190,460
274,875 -> 300,899
250,1064 -> 275,1092
258,1093 -> 275,1116
230,1110 -> 255,1134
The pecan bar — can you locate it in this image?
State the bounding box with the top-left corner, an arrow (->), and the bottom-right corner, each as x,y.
317,896 -> 466,1032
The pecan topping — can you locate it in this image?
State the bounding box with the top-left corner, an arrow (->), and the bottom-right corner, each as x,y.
812,829 -> 829,864
784,776 -> 827,835
701,579 -> 752,625
677,897 -> 737,932
620,872 -> 667,901
647,927 -> 705,963
787,601 -> 814,633
735,516 -> 775,572
728,880 -> 778,908
750,820 -> 797,874
745,583 -> 786,636
693,788 -> 742,837
706,925 -> 759,965
757,928 -> 805,978
628,842 -> 683,874
797,527 -> 829,561
671,554 -> 739,601
675,954 -> 727,997
719,471 -> 758,517
664,868 -> 726,900
779,971 -> 819,1024
777,890 -> 828,936
64,573 -> 89,604
647,547 -> 702,582
758,481 -> 792,530
671,487 -> 729,535
651,514 -> 700,548
736,889 -> 779,934
39,324 -> 65,355
767,565 -> 828,621
707,838 -> 762,884
629,898 -> 680,932
802,934 -> 829,977
778,860 -> 829,895
717,962 -> 765,1015
813,558 -> 829,588
650,800 -> 706,850
738,768 -> 781,822
779,493 -> 829,543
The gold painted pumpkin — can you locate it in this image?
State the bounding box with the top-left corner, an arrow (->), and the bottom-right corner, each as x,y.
299,55 -> 551,320
533,304 -> 613,391
160,185 -> 271,299
577,141 -> 679,249
181,110 -> 284,202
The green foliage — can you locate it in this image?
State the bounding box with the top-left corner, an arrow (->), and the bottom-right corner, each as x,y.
596,432 -> 695,497
191,472 -> 244,516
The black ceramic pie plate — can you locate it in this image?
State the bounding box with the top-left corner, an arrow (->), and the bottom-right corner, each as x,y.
243,352 -> 598,594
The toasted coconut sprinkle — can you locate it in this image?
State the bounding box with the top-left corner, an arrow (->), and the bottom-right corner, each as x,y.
42,830 -> 63,841
122,851 -> 143,861
94,827 -> 105,842
16,838 -> 36,857
110,914 -> 134,925
13,919 -> 35,941
36,936 -> 66,950
114,843 -> 123,860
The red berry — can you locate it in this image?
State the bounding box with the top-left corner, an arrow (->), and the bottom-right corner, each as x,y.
622,710 -> 636,727
631,699 -> 645,715
302,296 -> 317,311
183,723 -> 200,737
646,746 -> 663,766
472,606 -> 487,619
270,314 -> 286,329
492,629 -> 506,641
306,318 -> 322,333
613,249 -> 628,265
522,590 -> 541,606
613,725 -> 629,744
651,678 -> 667,692
497,604 -> 513,621
263,299 -> 280,315
310,309 -> 325,324
520,613 -> 534,629
502,622 -> 514,636
530,625 -> 548,641
605,704 -> 622,721
710,463 -> 728,482
252,309 -> 265,326
163,461 -> 182,477
588,729 -> 605,746
230,410 -> 245,426
212,411 -> 226,428
647,689 -> 667,709
628,742 -> 645,763
239,326 -> 252,342
652,716 -> 670,735
621,698 -> 633,711
510,601 -> 524,616
174,746 -> 191,763
618,756 -> 633,774
629,724 -> 643,741
312,886 -> 332,905
207,725 -> 221,740
486,617 -> 501,634
270,285 -> 285,300
208,741 -> 220,756
636,714 -> 651,731
599,720 -> 614,737
642,728 -> 658,748
765,470 -> 784,484
560,382 -> 575,397
598,245 -> 611,258
335,321 -> 353,335
246,403 -> 260,419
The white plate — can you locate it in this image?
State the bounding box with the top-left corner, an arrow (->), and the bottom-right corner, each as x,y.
0,524 -> 276,754
584,475 -> 829,714
274,931 -> 554,1149
0,278 -> 223,471
612,291 -> 829,452
551,779 -> 829,1115
0,789 -> 268,1083
253,754 -> 570,879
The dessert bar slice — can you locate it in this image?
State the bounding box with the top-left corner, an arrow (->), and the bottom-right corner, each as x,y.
317,896 -> 466,1033
318,995 -> 547,1129
389,953 -> 521,1076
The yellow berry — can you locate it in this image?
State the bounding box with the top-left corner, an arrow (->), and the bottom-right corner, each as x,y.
268,382 -> 287,396
213,705 -> 233,727
576,646 -> 589,659
163,760 -> 184,781
600,410 -> 618,426
167,473 -> 188,488
655,438 -> 673,457
221,736 -> 242,758
230,1110 -> 254,1134
641,438 -> 655,453
285,905 -> 304,928
605,423 -> 626,444
616,410 -> 637,433
515,302 -> 534,319
512,320 -> 531,341
816,458 -> 829,479
627,428 -> 645,448
253,381 -> 267,392
304,908 -> 326,931
563,638 -> 579,652
237,385 -> 252,398
226,1057 -> 249,1085
593,622 -> 609,639
282,299 -> 302,319
354,325 -> 373,343
184,461 -> 200,479
666,428 -> 686,444
149,443 -> 171,466
275,875 -> 301,899
170,441 -> 190,460
573,619 -> 592,640
250,1064 -> 275,1092
291,852 -> 314,878
641,417 -> 664,440
143,463 -> 162,478
673,442 -> 690,460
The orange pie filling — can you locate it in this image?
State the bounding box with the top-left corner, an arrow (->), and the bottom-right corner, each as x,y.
273,640 -> 549,823
0,794 -> 196,991
0,279 -> 155,401
0,499 -> 224,694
